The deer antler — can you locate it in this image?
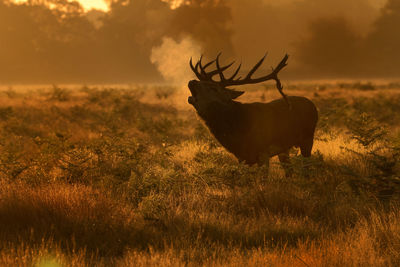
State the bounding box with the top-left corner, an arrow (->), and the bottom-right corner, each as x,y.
190,54 -> 235,81
190,53 -> 290,108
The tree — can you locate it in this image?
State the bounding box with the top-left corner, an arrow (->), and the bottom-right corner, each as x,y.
295,17 -> 362,77
365,0 -> 400,76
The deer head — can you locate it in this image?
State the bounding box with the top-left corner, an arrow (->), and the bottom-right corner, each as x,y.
188,53 -> 290,113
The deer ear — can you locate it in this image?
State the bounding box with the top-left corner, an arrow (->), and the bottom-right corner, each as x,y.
225,88 -> 244,99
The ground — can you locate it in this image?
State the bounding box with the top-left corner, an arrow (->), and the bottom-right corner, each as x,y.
0,81 -> 400,266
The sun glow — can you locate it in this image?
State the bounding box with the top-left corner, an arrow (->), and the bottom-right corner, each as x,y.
161,0 -> 184,9
78,0 -> 108,11
13,0 -> 109,11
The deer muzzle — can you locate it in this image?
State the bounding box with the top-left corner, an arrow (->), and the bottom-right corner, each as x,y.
188,96 -> 195,105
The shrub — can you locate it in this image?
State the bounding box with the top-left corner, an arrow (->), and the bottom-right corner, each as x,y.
48,85 -> 71,102
344,111 -> 400,201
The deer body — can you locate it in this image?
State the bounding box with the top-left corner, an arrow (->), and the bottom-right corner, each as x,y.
188,54 -> 318,174
193,93 -> 317,165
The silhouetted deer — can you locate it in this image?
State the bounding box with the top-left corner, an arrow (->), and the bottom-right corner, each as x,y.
188,53 -> 318,176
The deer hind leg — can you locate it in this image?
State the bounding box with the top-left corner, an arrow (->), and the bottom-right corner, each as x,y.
299,137 -> 314,157
278,150 -> 292,177
299,137 -> 315,177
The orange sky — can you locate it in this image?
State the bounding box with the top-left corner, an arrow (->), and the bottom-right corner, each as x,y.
76,0 -> 184,11
13,0 -> 109,11
77,0 -> 108,11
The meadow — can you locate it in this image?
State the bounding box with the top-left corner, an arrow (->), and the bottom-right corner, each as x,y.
0,81 -> 400,266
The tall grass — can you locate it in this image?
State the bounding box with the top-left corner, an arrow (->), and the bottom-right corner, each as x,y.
0,83 -> 399,265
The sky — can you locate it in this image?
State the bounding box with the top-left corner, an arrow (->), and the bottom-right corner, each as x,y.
76,0 -> 108,11
77,0 -> 185,11
13,0 -> 109,10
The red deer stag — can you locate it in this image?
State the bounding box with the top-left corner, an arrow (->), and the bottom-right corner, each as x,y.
188,53 -> 318,176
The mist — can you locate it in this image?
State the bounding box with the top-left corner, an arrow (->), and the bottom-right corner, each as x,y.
0,0 -> 399,83
150,36 -> 201,85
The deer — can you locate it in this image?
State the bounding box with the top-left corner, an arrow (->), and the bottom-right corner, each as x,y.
187,53 -> 318,177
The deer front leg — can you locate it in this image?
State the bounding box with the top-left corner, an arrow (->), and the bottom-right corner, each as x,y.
278,151 -> 293,177
257,152 -> 270,183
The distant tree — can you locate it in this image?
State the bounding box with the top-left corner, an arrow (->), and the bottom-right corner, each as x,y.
170,0 -> 234,56
295,17 -> 362,77
95,0 -> 172,82
365,0 -> 400,76
0,0 -> 234,83
0,0 -> 101,82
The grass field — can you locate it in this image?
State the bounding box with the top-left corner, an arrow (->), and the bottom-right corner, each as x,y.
0,81 -> 400,266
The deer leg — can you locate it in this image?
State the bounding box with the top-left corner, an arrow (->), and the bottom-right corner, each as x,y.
300,137 -> 314,157
257,153 -> 270,183
278,151 -> 292,177
299,138 -> 314,177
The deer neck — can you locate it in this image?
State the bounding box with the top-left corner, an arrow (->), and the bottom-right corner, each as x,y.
199,101 -> 243,141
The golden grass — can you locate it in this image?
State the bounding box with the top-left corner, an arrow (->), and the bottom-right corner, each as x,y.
0,189 -> 398,267
0,83 -> 399,265
0,180 -> 397,266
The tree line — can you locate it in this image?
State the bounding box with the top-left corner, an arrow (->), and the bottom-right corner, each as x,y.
0,0 -> 399,83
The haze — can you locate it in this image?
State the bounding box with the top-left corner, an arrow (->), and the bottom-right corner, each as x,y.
0,0 -> 398,84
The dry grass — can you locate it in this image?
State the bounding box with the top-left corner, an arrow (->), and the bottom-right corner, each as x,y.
0,82 -> 399,266
1,181 -> 399,266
